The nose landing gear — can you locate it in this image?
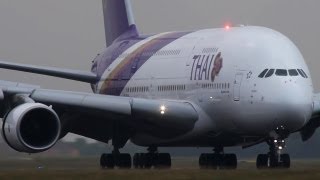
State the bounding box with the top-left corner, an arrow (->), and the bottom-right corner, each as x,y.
256,138 -> 290,169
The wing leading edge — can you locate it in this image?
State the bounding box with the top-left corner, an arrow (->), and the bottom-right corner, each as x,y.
0,60 -> 98,83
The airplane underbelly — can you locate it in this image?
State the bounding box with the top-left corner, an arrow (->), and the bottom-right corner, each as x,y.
231,102 -> 276,135
131,132 -> 262,147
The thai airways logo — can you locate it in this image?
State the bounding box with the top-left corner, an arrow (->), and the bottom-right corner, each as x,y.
190,52 -> 223,82
211,52 -> 223,82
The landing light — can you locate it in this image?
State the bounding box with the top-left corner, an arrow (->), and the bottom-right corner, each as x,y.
160,105 -> 166,115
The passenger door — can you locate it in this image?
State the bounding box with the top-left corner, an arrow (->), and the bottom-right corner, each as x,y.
233,73 -> 243,101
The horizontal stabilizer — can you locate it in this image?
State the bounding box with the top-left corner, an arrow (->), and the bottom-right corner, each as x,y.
0,60 -> 98,83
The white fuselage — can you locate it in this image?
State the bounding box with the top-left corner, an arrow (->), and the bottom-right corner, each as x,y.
97,26 -> 314,147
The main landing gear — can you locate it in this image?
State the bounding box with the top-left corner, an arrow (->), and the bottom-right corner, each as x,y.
133,147 -> 171,169
199,147 -> 237,169
100,147 -> 172,169
100,149 -> 132,169
256,138 -> 290,169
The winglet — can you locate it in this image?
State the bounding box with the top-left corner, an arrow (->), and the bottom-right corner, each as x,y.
0,60 -> 98,83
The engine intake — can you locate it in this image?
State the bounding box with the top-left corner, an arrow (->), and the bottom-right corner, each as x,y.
2,103 -> 61,153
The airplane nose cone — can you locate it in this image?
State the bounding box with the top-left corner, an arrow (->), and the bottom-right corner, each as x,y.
232,82 -> 313,135
276,102 -> 310,132
274,86 -> 313,132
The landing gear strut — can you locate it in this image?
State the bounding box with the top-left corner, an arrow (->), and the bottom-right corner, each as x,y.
199,147 -> 237,169
256,138 -> 290,169
100,149 -> 132,169
133,147 -> 172,169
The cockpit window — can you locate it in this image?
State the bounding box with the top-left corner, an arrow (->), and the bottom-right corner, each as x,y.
265,69 -> 275,78
259,68 -> 308,79
275,69 -> 288,76
288,69 -> 299,76
297,69 -> 307,78
300,69 -> 308,78
258,69 -> 268,78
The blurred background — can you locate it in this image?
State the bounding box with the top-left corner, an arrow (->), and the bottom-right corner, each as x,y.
0,0 -> 319,158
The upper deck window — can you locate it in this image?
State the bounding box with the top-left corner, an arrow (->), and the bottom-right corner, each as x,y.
265,69 -> 275,78
288,69 -> 299,76
258,69 -> 268,78
275,69 -> 288,76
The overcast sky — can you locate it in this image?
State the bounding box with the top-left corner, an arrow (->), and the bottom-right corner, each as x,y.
0,0 -> 319,141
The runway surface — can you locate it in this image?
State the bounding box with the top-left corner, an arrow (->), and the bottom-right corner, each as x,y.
0,157 -> 319,180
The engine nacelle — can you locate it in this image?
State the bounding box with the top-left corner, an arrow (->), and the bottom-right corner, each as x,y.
2,103 -> 61,153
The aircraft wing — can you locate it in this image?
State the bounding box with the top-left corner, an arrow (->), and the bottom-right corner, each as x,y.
0,60 -> 98,83
0,80 -> 198,144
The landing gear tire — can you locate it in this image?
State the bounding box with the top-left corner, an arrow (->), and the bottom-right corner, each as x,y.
199,153 -> 237,170
280,154 -> 290,169
117,153 -> 132,169
222,154 -> 237,169
100,153 -> 131,169
256,154 -> 268,169
210,154 -> 221,169
256,154 -> 291,169
100,153 -> 115,169
133,153 -> 144,169
199,154 -> 209,169
269,155 -> 278,168
133,153 -> 171,169
144,153 -> 153,169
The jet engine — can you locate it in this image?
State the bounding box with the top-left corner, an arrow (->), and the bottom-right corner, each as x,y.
2,103 -> 61,153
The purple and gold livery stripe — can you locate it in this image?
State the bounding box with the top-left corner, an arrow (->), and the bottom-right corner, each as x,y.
100,32 -> 190,95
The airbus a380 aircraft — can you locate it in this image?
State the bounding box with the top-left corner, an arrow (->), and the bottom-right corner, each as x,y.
0,0 -> 318,170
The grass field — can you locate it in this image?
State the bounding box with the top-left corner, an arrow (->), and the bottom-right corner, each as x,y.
0,157 -> 320,180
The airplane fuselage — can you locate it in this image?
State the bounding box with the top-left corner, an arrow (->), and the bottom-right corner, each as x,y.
2,0 -> 316,169
92,26 -> 314,147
